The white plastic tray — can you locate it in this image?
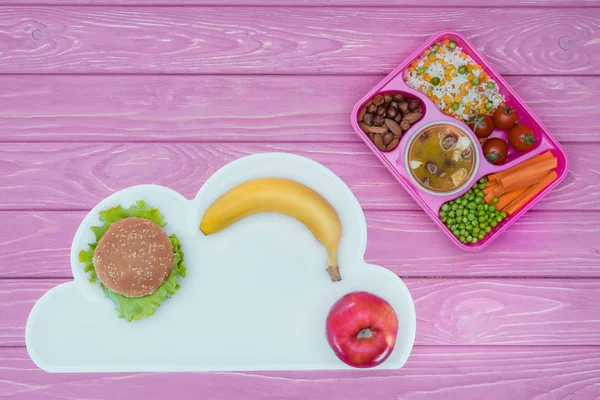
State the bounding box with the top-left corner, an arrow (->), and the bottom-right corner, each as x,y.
26,153 -> 416,372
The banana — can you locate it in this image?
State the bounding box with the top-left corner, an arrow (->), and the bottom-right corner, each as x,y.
200,178 -> 343,282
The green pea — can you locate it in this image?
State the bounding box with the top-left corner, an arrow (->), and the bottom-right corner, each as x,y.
431,77 -> 441,86
449,41 -> 457,50
460,229 -> 466,236
500,211 -> 507,218
471,78 -> 480,85
466,214 -> 474,221
491,221 -> 498,227
456,209 -> 463,216
477,204 -> 484,210
485,226 -> 491,233
458,65 -> 467,74
471,220 -> 478,226
475,198 -> 483,204
478,183 -> 486,190
448,210 -> 455,218
453,229 -> 459,236
480,222 -> 487,229
491,197 -> 498,204
451,203 -> 458,210
461,199 -> 468,206
480,177 -> 488,184
442,204 -> 449,212
466,224 -> 473,231
477,191 -> 484,198
466,235 -> 473,242
478,233 -> 485,240
488,205 -> 496,212
440,211 -> 447,217
452,103 -> 460,111
485,102 -> 493,110
478,216 -> 486,223
469,203 -> 477,210
487,82 -> 495,89
496,216 -> 503,222
432,44 -> 440,52
450,225 -> 457,231
471,237 -> 478,244
462,217 -> 468,224
417,67 -> 426,75
477,210 -> 484,216
459,236 -> 466,243
473,227 -> 480,235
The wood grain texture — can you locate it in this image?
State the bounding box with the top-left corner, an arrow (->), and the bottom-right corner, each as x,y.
0,75 -> 596,143
1,346 -> 600,400
12,0 -> 600,6
0,142 -> 596,211
2,210 -> 599,279
0,7 -> 597,75
2,279 -> 600,347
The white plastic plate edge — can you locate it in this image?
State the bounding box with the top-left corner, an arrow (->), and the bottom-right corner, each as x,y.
25,152 -> 416,373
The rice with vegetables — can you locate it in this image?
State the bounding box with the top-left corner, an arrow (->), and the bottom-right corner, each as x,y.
404,39 -> 504,123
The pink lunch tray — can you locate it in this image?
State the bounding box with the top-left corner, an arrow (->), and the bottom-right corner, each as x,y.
350,30 -> 568,251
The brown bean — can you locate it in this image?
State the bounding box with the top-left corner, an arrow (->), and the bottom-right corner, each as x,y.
368,125 -> 389,135
373,95 -> 385,106
403,112 -> 423,124
400,120 -> 411,131
394,114 -> 402,123
383,132 -> 393,146
373,134 -> 386,151
393,93 -> 405,102
373,115 -> 384,126
365,100 -> 373,107
386,137 -> 400,151
387,107 -> 397,118
377,106 -> 386,116
398,101 -> 409,114
368,132 -> 375,141
390,101 -> 398,109
417,105 -> 423,113
384,94 -> 393,103
409,98 -> 420,111
358,122 -> 370,134
362,113 -> 374,125
384,118 -> 402,137
358,106 -> 366,122
368,104 -> 377,113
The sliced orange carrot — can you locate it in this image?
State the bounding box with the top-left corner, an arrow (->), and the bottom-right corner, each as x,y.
505,171 -> 558,215
486,151 -> 553,182
500,157 -> 557,189
501,170 -> 549,193
496,187 -> 528,211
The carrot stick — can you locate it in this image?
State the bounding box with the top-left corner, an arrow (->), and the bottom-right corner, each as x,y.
482,184 -> 497,195
486,151 -> 553,182
484,192 -> 495,204
493,184 -> 508,197
499,157 -> 557,189
501,171 -> 550,193
505,171 -> 558,215
496,187 -> 528,211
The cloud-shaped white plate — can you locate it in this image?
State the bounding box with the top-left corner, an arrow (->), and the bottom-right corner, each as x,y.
26,152 -> 416,372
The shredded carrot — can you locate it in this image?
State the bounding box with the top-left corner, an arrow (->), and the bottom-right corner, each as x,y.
500,157 -> 557,189
487,151 -> 553,182
505,171 -> 558,215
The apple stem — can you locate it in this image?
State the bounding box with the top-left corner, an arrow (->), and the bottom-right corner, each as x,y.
357,328 -> 372,339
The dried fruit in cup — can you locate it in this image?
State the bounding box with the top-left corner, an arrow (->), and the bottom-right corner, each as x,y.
508,124 -> 537,152
482,138 -> 508,165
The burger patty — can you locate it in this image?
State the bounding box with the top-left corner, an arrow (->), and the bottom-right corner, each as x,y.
93,217 -> 175,298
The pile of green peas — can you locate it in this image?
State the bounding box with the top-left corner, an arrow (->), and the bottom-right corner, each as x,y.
439,177 -> 507,244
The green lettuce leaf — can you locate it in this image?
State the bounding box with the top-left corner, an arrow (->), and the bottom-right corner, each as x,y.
78,200 -> 187,322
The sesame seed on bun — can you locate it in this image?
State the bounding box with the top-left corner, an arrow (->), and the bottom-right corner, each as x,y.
93,217 -> 174,298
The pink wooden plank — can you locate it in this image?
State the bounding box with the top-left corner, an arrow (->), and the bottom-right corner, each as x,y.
12,0 -> 600,5
0,7 -> 597,75
0,75 -> 595,143
2,210 -> 599,279
2,278 -> 600,346
1,346 -> 599,399
0,142 -> 596,211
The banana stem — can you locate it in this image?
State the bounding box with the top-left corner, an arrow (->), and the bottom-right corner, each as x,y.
327,252 -> 341,282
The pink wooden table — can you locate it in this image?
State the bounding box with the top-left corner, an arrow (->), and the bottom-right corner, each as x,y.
1,1 -> 599,399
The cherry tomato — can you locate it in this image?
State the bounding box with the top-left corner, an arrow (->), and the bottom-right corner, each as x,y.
508,125 -> 537,152
493,106 -> 517,130
468,115 -> 495,138
482,138 -> 508,164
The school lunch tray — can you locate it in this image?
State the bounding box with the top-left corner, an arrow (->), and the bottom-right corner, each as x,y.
350,30 -> 568,251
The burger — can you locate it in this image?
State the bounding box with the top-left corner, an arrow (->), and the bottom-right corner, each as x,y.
79,200 -> 186,321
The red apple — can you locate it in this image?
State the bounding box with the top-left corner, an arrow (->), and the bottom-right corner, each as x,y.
326,291 -> 398,368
